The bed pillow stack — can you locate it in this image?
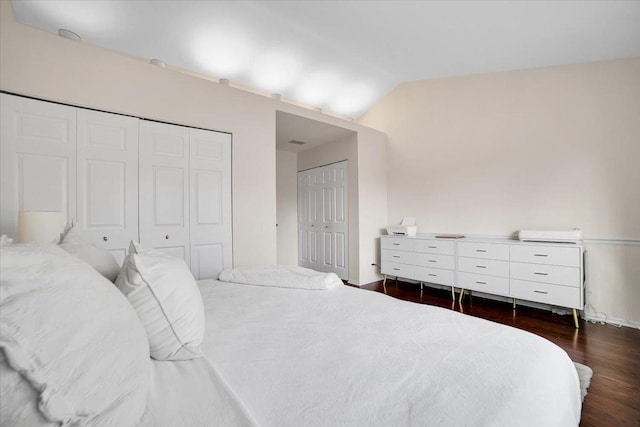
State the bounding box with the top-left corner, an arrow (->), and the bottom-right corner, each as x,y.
116,242 -> 205,361
0,244 -> 150,426
58,225 -> 121,282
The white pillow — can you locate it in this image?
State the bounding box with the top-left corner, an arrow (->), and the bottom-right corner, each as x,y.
0,244 -> 150,426
58,225 -> 120,282
116,242 -> 205,361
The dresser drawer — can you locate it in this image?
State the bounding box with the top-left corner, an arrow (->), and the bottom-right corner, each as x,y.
510,245 -> 580,267
510,279 -> 581,309
414,239 -> 455,255
458,272 -> 509,297
381,237 -> 415,252
381,261 -> 414,279
414,253 -> 455,270
414,266 -> 455,286
457,257 -> 509,278
458,242 -> 509,261
381,249 -> 415,265
510,262 -> 580,288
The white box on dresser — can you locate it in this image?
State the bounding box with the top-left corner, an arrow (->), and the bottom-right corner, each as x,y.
380,234 -> 584,328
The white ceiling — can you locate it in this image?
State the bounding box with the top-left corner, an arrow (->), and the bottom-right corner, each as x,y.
11,1 -> 640,119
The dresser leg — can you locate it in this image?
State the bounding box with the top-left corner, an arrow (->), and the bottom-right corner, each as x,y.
513,298 -> 516,310
451,286 -> 455,301
573,309 -> 579,329
458,289 -> 465,304
420,281 -> 423,291
383,274 -> 387,287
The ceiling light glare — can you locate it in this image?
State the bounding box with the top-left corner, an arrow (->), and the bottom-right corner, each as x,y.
295,70 -> 342,106
192,26 -> 254,77
330,82 -> 377,116
251,49 -> 302,93
27,1 -> 117,33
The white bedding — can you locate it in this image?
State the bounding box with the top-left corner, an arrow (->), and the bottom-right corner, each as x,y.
218,265 -> 342,290
197,280 -> 582,427
139,357 -> 257,427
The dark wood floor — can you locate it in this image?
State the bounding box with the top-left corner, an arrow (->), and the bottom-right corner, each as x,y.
359,279 -> 640,427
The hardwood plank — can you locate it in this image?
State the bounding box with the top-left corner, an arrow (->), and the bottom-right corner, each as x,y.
359,280 -> 640,427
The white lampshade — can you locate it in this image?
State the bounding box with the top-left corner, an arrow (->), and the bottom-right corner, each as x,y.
17,211 -> 66,243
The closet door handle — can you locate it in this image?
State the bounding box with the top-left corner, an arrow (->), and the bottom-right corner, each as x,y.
165,235 -> 170,240
103,236 -> 108,242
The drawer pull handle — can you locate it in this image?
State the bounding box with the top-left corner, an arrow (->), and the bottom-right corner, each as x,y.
534,254 -> 548,257
393,243 -> 400,246
428,259 -> 437,263
428,245 -> 437,248
476,249 -> 487,253
476,265 -> 487,269
393,256 -> 400,258
476,281 -> 486,284
534,272 -> 548,276
428,274 -> 437,277
393,268 -> 400,271
534,290 -> 548,294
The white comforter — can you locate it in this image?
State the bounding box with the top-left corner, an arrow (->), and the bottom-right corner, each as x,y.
197,280 -> 582,427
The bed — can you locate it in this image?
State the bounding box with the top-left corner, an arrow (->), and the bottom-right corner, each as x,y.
0,243 -> 582,426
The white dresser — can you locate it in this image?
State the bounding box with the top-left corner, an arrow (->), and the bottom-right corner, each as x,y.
380,234 -> 584,328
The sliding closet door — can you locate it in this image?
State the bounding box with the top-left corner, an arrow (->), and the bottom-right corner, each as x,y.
77,109 -> 138,264
139,121 -> 190,264
297,161 -> 348,280
189,128 -> 232,279
0,93 -> 76,239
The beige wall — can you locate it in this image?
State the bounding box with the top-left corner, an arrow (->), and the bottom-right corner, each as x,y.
276,150 -> 298,265
359,58 -> 640,326
0,3 -> 386,276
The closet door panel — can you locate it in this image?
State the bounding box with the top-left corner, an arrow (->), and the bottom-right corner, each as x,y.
190,128 -> 232,279
0,94 -> 76,238
331,161 -> 348,279
139,121 -> 190,264
77,109 -> 138,255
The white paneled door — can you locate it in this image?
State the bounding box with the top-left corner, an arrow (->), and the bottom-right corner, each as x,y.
0,94 -> 77,240
77,109 -> 139,264
298,161 -> 348,280
189,128 -> 232,280
139,120 -> 190,265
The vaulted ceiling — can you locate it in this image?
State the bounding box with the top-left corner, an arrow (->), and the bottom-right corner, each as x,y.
12,1 -> 640,119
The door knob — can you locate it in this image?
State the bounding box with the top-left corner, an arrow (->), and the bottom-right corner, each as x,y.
103,236 -> 108,241
165,235 -> 169,240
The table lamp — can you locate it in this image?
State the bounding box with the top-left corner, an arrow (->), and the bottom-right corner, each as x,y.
17,211 -> 66,243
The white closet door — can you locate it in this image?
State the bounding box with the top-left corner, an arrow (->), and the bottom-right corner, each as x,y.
139,121 -> 190,264
0,93 -> 76,239
189,128 -> 232,279
297,161 -> 348,280
77,109 -> 138,264
322,161 -> 348,279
